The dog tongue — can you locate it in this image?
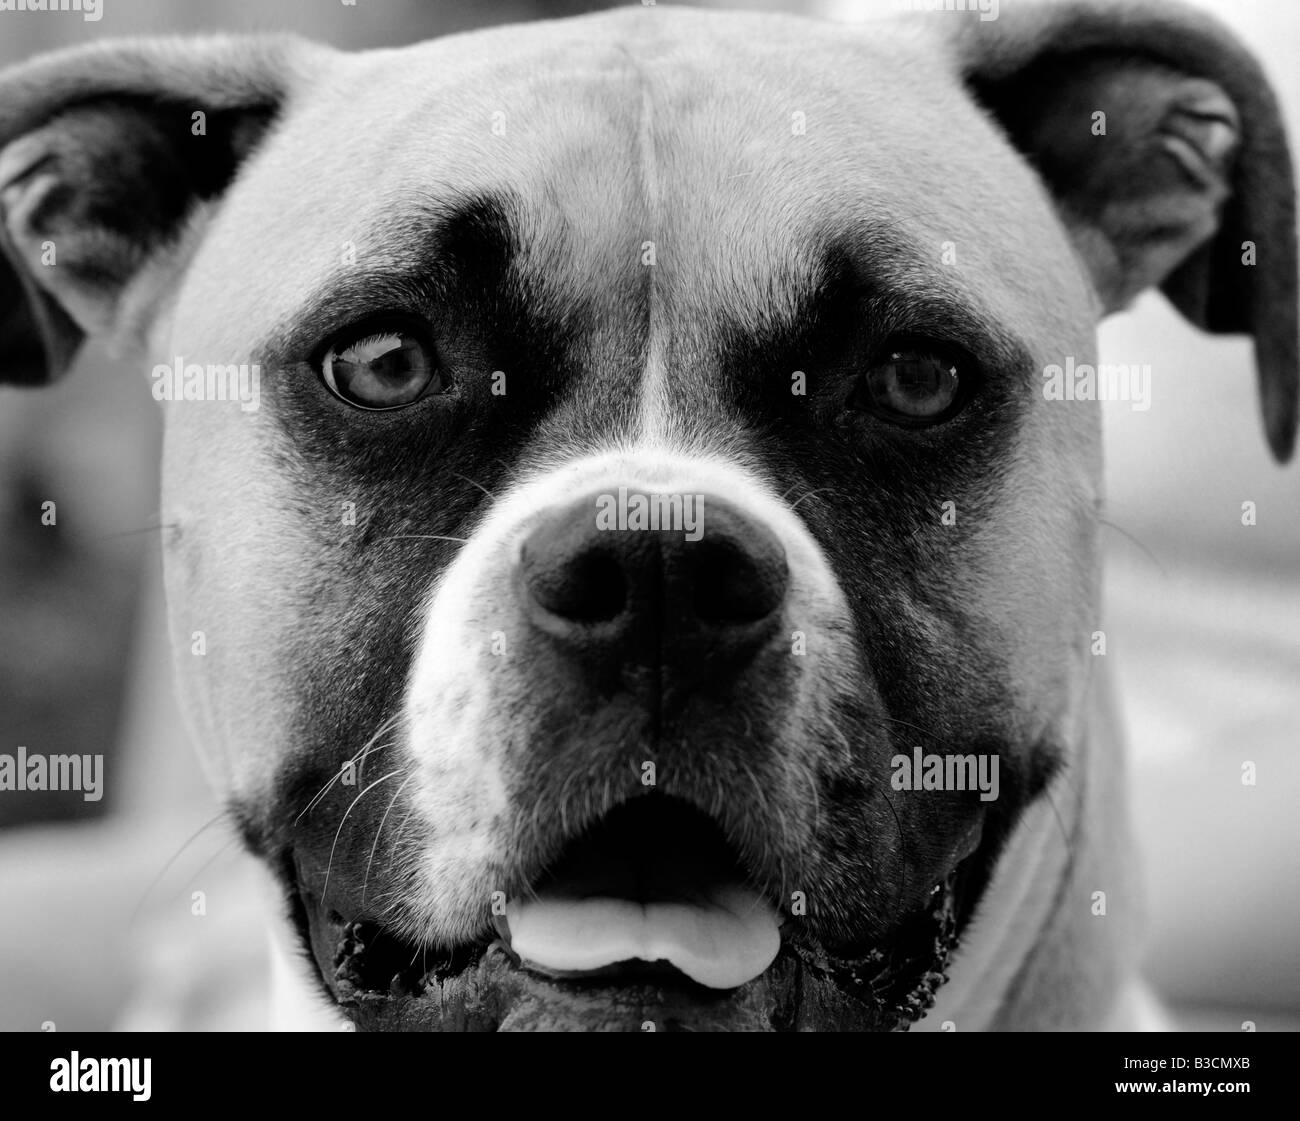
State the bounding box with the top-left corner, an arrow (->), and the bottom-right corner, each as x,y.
505,885 -> 780,990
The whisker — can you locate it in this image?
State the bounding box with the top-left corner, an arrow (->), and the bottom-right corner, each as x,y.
296,740 -> 390,823
176,836 -> 243,897
1099,517 -> 1166,576
129,810 -> 232,927
321,769 -> 401,904
877,786 -> 912,911
872,712 -> 950,751
740,758 -> 785,873
366,805 -> 422,917
452,472 -> 496,502
362,772 -> 416,908
801,760 -> 823,839
788,487 -> 838,511
1040,767 -> 1075,853
296,713 -> 403,823
878,785 -> 908,855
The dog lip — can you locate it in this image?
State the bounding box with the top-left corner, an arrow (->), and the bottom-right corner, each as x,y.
300,792 -> 971,1029
284,774 -> 981,1029
293,784 -> 974,1029
327,869 -> 962,1031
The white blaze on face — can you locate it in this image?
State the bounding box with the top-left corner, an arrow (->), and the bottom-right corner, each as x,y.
398,444 -> 851,961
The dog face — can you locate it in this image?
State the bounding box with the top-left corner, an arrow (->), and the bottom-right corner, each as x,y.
1,4 -> 1294,1030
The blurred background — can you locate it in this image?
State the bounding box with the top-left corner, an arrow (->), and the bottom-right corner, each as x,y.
0,0 -> 1296,1031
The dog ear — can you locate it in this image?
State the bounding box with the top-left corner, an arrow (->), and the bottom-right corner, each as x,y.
0,36 -> 321,387
948,1 -> 1298,462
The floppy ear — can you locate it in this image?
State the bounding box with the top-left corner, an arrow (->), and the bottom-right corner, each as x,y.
947,0 -> 1299,462
0,36 -> 320,387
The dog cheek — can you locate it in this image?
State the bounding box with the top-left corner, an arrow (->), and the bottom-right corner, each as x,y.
158,430 -> 321,801
967,461 -> 1101,746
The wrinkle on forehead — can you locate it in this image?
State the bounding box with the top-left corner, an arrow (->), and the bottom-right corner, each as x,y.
181,8 -> 1081,451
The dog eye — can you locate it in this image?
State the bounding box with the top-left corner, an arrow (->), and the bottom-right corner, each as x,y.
319,327 -> 444,410
851,343 -> 966,425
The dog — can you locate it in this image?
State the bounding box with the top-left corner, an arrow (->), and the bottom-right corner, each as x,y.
0,0 -> 1294,1031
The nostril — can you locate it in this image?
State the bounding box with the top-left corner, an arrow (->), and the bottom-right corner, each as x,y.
691,538 -> 788,625
524,546 -> 627,623
519,492 -> 789,649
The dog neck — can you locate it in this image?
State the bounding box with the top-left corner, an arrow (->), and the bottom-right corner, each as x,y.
919,667 -> 1139,1031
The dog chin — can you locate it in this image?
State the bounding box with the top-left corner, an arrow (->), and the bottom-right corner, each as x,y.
328,888 -> 957,1032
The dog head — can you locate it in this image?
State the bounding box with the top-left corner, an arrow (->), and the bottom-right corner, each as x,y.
1,1 -> 1294,1030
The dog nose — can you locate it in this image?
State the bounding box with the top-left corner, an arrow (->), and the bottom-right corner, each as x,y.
518,491 -> 788,688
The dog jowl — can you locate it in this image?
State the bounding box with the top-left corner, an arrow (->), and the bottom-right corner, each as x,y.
0,2 -> 1294,1031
